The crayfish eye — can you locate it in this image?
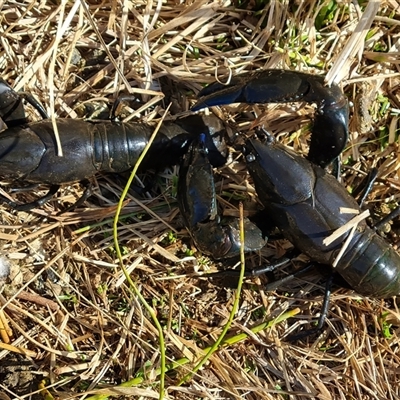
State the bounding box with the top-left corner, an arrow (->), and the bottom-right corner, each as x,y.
246,153 -> 256,163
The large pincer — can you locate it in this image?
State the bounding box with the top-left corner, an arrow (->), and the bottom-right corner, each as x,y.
192,69 -> 349,168
177,134 -> 266,259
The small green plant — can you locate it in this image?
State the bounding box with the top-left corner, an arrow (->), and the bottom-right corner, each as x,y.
97,283 -> 108,296
379,312 -> 393,339
184,248 -> 195,257
58,293 -> 79,305
162,231 -> 178,245
377,94 -> 390,117
315,1 -> 338,30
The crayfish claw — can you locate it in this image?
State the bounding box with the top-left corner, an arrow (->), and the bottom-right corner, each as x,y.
0,79 -> 28,127
178,136 -> 265,260
192,69 -> 349,168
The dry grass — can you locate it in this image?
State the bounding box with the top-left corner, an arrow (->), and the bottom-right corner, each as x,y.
0,1 -> 400,399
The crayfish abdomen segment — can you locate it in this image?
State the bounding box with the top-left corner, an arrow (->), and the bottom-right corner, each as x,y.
336,230 -> 400,298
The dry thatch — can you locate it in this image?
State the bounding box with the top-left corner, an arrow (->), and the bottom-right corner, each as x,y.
1,1 -> 400,399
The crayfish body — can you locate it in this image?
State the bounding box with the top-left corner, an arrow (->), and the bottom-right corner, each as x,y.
0,77 -> 264,257
244,138 -> 400,298
192,69 -> 400,298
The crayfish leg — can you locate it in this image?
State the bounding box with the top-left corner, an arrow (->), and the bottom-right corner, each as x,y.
0,184 -> 60,211
59,179 -> 93,214
0,180 -> 93,213
19,92 -> 49,120
205,255 -> 291,281
351,168 -> 379,207
286,272 -> 334,342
